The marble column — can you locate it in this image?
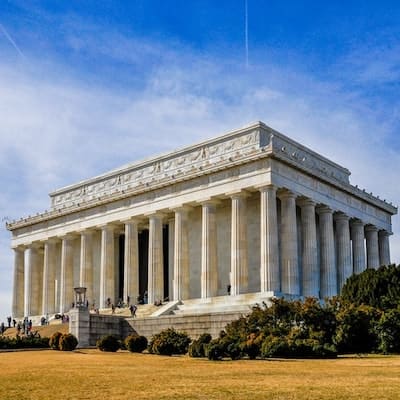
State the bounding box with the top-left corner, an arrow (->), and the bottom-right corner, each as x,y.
26,244 -> 44,317
299,198 -> 319,298
201,201 -> 218,298
173,207 -> 190,300
351,219 -> 366,274
230,192 -> 248,296
80,230 -> 94,305
318,206 -> 337,298
12,246 -> 25,318
42,239 -> 57,316
279,190 -> 299,295
124,220 -> 139,305
260,185 -> 280,293
378,230 -> 391,266
365,225 -> 380,269
335,213 -> 352,291
148,214 -> 164,304
59,236 -> 75,313
100,225 -> 116,308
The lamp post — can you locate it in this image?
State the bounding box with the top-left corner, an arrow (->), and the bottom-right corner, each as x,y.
73,287 -> 87,309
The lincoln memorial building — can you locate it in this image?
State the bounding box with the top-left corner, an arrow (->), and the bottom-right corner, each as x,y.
7,122 -> 397,320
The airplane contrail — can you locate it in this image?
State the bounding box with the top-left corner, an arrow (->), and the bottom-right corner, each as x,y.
0,22 -> 25,58
245,0 -> 249,68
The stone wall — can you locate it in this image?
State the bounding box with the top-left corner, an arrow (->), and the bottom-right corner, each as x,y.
127,312 -> 244,340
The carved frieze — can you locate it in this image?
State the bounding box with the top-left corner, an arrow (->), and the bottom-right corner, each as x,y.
50,129 -> 264,209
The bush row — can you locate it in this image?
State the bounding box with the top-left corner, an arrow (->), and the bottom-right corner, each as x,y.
0,336 -> 50,349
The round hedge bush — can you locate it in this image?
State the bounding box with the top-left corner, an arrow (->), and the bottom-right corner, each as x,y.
59,333 -> 78,351
125,334 -> 148,353
148,328 -> 191,356
49,332 -> 63,350
96,335 -> 120,352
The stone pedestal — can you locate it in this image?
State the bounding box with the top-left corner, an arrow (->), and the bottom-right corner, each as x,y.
69,306 -> 90,348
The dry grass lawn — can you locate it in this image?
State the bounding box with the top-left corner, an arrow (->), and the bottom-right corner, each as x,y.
0,350 -> 399,400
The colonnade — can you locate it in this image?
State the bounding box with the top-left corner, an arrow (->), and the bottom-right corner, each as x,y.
11,186 -> 392,318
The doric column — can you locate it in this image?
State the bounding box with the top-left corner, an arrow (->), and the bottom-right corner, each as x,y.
279,190 -> 299,295
12,246 -> 25,318
379,230 -> 391,266
100,225 -> 116,308
259,185 -> 280,293
124,220 -> 139,305
148,214 -> 164,304
365,225 -> 380,269
230,192 -> 248,296
201,201 -> 218,298
318,206 -> 337,298
335,212 -> 352,291
350,219 -> 365,274
173,207 -> 190,300
80,230 -> 94,304
299,198 -> 318,298
26,244 -> 43,317
59,236 -> 75,313
42,239 -> 58,316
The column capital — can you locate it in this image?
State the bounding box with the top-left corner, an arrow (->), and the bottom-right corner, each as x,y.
226,189 -> 250,199
297,197 -> 316,208
121,216 -> 145,225
76,227 -> 96,235
171,205 -> 193,214
350,218 -> 364,228
316,205 -> 333,215
58,233 -> 79,241
379,229 -> 391,238
11,244 -> 26,251
334,212 -> 349,222
197,198 -> 221,207
365,224 -> 378,233
277,188 -> 296,200
97,223 -> 119,232
257,183 -> 277,193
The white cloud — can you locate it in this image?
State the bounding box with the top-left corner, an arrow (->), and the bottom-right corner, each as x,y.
0,29 -> 399,322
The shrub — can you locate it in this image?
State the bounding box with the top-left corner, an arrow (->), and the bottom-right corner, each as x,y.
261,336 -> 290,358
241,333 -> 263,359
49,331 -> 63,350
96,335 -> 120,352
188,333 -> 212,358
377,308 -> 400,354
125,334 -> 148,353
148,328 -> 191,356
334,304 -> 380,354
59,333 -> 78,351
205,339 -> 225,361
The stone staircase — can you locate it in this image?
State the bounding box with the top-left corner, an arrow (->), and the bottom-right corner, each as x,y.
97,304 -> 158,318
154,291 -> 275,317
125,292 -> 275,339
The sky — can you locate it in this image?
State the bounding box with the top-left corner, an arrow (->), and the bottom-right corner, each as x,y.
0,0 -> 400,322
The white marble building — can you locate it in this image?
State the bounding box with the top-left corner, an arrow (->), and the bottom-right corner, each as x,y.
7,122 -> 397,319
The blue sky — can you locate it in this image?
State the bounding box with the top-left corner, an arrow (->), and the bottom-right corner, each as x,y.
0,0 -> 400,322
